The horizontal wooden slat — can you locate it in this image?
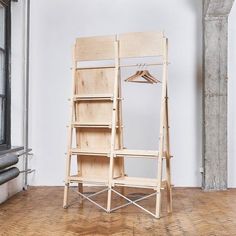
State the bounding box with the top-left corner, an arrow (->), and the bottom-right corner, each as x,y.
70,148 -> 110,156
73,94 -> 113,101
112,176 -> 167,189
76,66 -> 115,70
75,35 -> 116,61
119,32 -> 164,58
72,122 -> 121,129
114,149 -> 159,157
68,175 -> 108,184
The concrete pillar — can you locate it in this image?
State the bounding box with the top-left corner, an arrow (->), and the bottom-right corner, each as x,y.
203,0 -> 234,190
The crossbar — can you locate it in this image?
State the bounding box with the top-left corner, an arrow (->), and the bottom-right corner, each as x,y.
71,187 -> 109,212
110,191 -> 156,212
111,188 -> 157,218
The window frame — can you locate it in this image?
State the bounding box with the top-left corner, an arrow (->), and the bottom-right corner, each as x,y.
0,2 -> 11,150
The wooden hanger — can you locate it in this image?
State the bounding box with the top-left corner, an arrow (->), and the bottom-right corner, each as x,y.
125,64 -> 160,84
142,70 -> 161,83
125,69 -> 143,82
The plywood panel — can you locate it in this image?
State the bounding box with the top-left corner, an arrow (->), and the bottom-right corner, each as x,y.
76,128 -> 119,150
119,32 -> 164,58
75,101 -> 112,123
80,156 -> 123,179
75,68 -> 115,95
75,35 -> 116,61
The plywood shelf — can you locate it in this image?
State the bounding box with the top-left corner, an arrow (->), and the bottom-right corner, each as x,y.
70,148 -> 163,158
72,122 -> 120,129
73,94 -> 114,101
68,175 -> 109,185
112,176 -> 167,189
70,148 -> 110,156
114,149 -> 159,158
76,66 -> 115,70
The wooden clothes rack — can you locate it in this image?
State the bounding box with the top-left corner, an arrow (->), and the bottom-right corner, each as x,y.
63,32 -> 172,218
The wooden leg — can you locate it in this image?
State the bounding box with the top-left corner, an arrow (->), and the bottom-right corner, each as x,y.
155,190 -> 162,219
78,183 -> 83,204
76,155 -> 83,204
155,157 -> 163,218
120,186 -> 125,196
107,154 -> 115,212
63,153 -> 72,208
107,188 -> 112,212
63,182 -> 69,208
166,158 -> 172,213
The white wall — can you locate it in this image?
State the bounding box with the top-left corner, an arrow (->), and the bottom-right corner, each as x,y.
2,0 -> 235,202
0,1 -> 25,203
29,0 -> 202,187
228,3 -> 236,188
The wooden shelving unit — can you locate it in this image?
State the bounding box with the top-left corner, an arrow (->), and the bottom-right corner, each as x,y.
63,32 -> 172,218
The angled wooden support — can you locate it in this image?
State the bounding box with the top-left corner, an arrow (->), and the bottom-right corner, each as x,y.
155,38 -> 172,218
63,45 -> 77,208
107,40 -> 120,212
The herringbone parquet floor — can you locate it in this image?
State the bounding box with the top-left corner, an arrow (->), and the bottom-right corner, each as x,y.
0,187 -> 236,236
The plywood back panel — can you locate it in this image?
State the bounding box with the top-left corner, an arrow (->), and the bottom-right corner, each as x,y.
76,128 -> 119,150
80,156 -> 122,179
119,32 -> 164,58
75,101 -> 112,123
75,35 -> 116,61
75,68 -> 115,95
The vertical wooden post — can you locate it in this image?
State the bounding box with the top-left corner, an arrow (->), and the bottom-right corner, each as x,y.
155,37 -> 168,218
107,39 -> 119,212
165,87 -> 172,213
118,69 -> 124,174
63,45 -> 77,208
117,63 -> 125,196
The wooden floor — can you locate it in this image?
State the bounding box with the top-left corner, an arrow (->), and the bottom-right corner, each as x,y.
0,187 -> 236,236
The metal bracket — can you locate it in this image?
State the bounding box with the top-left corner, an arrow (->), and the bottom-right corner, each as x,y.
17,149 -> 32,157
20,168 -> 35,174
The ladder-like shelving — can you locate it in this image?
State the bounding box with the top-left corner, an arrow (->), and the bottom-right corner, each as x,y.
63,32 -> 172,219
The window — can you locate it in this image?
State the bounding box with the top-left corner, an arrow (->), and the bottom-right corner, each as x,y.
0,2 -> 10,150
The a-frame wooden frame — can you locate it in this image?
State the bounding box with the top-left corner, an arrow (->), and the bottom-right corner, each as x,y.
63,32 -> 172,218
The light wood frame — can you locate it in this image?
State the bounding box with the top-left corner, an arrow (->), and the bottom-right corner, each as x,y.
63,32 -> 172,219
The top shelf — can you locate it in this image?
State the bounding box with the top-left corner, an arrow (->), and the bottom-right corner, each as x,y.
76,66 -> 115,70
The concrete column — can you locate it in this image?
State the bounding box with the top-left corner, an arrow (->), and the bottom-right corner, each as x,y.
203,0 -> 234,190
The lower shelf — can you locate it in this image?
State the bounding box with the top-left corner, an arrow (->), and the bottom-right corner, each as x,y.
68,175 -> 108,185
68,175 -> 167,190
70,148 -> 167,158
112,176 -> 167,189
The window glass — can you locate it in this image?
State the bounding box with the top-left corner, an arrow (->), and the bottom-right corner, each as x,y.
0,5 -> 5,49
0,3 -> 8,148
0,51 -> 5,95
0,97 -> 5,144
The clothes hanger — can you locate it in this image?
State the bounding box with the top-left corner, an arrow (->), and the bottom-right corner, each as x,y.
124,64 -> 143,82
125,64 -> 153,83
142,69 -> 161,83
140,64 -> 160,83
125,70 -> 143,82
125,64 -> 160,84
